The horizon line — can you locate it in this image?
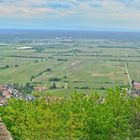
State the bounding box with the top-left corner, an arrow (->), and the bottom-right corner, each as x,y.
0,28 -> 140,33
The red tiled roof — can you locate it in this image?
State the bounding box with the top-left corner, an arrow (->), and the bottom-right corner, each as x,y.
0,97 -> 7,105
134,83 -> 140,89
2,90 -> 12,98
34,87 -> 47,91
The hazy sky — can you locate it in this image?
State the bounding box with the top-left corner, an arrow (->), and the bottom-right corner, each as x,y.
0,0 -> 140,31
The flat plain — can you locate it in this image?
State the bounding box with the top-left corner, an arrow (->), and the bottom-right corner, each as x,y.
0,37 -> 140,96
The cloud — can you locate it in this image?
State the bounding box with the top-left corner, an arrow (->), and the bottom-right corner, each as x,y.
47,2 -> 71,9
0,0 -> 140,30
0,0 -> 139,18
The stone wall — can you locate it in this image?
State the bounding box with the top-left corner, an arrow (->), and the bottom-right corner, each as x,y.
0,117 -> 13,140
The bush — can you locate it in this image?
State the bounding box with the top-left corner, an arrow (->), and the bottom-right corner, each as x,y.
48,77 -> 61,81
0,89 -> 140,139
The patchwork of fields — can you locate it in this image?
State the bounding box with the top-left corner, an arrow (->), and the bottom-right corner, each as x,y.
0,38 -> 140,95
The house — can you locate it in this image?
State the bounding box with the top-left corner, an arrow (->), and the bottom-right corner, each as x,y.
133,82 -> 140,90
0,97 -> 7,106
129,82 -> 140,97
2,90 -> 12,99
0,85 -> 6,93
34,86 -> 47,92
15,92 -> 22,99
129,90 -> 140,97
0,85 -> 4,91
12,89 -> 22,98
25,95 -> 35,101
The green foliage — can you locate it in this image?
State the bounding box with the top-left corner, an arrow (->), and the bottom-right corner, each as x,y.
14,83 -> 33,95
0,89 -> 140,139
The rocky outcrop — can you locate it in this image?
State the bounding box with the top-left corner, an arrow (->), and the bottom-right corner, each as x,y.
0,117 -> 12,140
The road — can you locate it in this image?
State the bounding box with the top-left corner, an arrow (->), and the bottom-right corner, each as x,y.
125,62 -> 131,86
124,52 -> 132,90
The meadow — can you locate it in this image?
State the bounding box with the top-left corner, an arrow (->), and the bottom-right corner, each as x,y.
0,38 -> 140,96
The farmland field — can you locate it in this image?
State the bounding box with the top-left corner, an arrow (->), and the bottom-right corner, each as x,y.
0,31 -> 140,95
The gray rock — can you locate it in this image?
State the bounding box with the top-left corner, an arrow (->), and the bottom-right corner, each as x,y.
0,117 -> 13,140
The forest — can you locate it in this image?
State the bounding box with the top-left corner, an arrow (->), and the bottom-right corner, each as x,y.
0,88 -> 140,140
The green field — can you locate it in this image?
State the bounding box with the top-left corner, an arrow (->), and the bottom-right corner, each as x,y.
0,39 -> 139,95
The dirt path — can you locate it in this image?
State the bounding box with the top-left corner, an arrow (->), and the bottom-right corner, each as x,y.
125,62 -> 131,84
124,52 -> 132,89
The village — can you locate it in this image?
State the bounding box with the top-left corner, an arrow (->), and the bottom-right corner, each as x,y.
0,84 -> 35,106
0,79 -> 140,107
0,82 -> 66,106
